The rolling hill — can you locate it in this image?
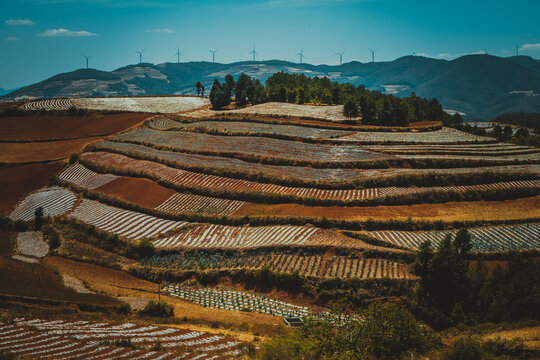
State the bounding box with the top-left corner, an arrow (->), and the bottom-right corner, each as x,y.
2,55 -> 540,120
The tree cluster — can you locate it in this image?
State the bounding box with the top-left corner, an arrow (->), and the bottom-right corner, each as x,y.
207,72 -> 448,125
413,229 -> 540,329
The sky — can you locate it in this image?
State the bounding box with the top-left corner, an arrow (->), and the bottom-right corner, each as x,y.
1,0 -> 540,89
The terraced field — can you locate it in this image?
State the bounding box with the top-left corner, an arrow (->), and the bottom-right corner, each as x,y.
113,128 -> 394,163
81,152 -> 540,203
339,127 -> 492,143
1,319 -> 242,359
20,98 -> 73,111
142,252 -> 413,279
151,118 -> 353,139
9,187 -> 77,221
367,223 -> 540,252
15,231 -> 48,261
59,163 -> 119,189
69,199 -> 188,240
152,224 -> 381,250
156,193 -> 245,215
72,96 -> 210,114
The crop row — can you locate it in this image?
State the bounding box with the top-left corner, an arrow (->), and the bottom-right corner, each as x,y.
19,98 -> 74,111
151,119 -> 353,139
156,192 -> 245,216
2,319 -> 241,359
142,252 -> 413,279
59,163 -> 119,189
81,152 -> 540,202
164,284 -> 309,318
338,127 -> 492,143
113,128 -> 394,163
69,199 -> 188,240
152,223 -> 373,250
9,187 -> 77,222
368,223 -> 540,252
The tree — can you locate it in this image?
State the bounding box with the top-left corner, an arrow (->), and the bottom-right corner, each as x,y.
493,124 -> 503,140
503,125 -> 513,141
209,79 -> 230,110
359,95 -> 377,124
452,113 -> 463,127
342,99 -> 359,119
224,74 -> 235,99
195,81 -> 203,96
297,87 -> 306,104
454,228 -> 472,256
34,206 -> 44,230
235,73 -> 251,106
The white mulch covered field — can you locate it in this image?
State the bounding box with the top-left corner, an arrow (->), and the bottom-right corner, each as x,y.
72,96 -> 209,114
15,231 -> 49,258
218,102 -> 353,121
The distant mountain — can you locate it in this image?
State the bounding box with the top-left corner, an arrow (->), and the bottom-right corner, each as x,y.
2,55 -> 540,119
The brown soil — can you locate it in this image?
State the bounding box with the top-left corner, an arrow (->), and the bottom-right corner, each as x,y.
236,196 -> 540,222
0,136 -> 103,163
43,256 -> 283,328
0,113 -> 149,141
96,176 -> 174,208
0,162 -> 63,215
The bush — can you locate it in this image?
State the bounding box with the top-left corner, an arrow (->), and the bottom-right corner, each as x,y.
443,337 -> 487,360
69,153 -> 80,164
140,300 -> 174,318
117,302 -> 132,315
135,238 -> 155,259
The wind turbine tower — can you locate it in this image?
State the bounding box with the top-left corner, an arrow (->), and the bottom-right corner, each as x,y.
296,49 -> 304,64
136,49 -> 145,64
82,54 -> 93,69
515,42 -> 520,56
209,49 -> 218,63
250,45 -> 258,61
369,48 -> 377,63
174,47 -> 183,63
336,51 -> 345,65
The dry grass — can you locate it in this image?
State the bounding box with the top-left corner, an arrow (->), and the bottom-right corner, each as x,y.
236,196 -> 540,222
482,326 -> 540,350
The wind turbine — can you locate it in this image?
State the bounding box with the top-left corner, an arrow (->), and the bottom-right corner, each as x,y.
515,42 -> 520,56
82,54 -> 93,69
484,49 -> 489,55
209,49 -> 218,63
174,46 -> 183,63
249,45 -> 257,61
336,51 -> 345,65
369,48 -> 377,63
296,49 -> 304,64
136,49 -> 145,64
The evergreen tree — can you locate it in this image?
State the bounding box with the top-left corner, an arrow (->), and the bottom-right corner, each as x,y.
224,74 -> 235,99
209,79 -> 229,110
342,99 -> 359,119
235,73 -> 251,106
195,81 -> 202,96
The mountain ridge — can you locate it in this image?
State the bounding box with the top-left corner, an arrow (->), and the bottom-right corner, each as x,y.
3,55 -> 540,120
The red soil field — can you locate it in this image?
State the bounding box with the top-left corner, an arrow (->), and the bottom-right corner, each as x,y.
96,176 -> 174,208
0,162 -> 63,215
0,113 -> 149,141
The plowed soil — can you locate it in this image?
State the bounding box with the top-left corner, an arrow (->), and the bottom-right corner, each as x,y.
0,162 -> 63,214
236,196 -> 540,222
96,176 -> 174,208
0,136 -> 103,162
0,113 -> 149,141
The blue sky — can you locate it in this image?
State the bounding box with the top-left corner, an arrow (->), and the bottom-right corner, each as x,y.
1,0 -> 540,89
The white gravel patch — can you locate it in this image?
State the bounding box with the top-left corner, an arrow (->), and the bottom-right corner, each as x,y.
62,275 -> 92,294
16,231 -> 49,258
12,254 -> 39,263
72,96 -> 209,114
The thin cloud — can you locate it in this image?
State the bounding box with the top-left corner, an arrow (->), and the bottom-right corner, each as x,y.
146,28 -> 175,34
4,36 -> 19,41
5,18 -> 34,25
521,43 -> 540,51
37,28 -> 97,37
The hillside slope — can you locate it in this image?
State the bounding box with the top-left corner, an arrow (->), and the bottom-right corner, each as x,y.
3,55 -> 540,119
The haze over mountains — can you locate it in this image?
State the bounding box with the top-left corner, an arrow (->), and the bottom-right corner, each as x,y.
3,54 -> 540,120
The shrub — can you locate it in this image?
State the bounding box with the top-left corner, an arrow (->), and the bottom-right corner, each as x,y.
69,153 -> 80,164
443,337 -> 487,360
117,302 -> 132,315
140,300 -> 174,318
